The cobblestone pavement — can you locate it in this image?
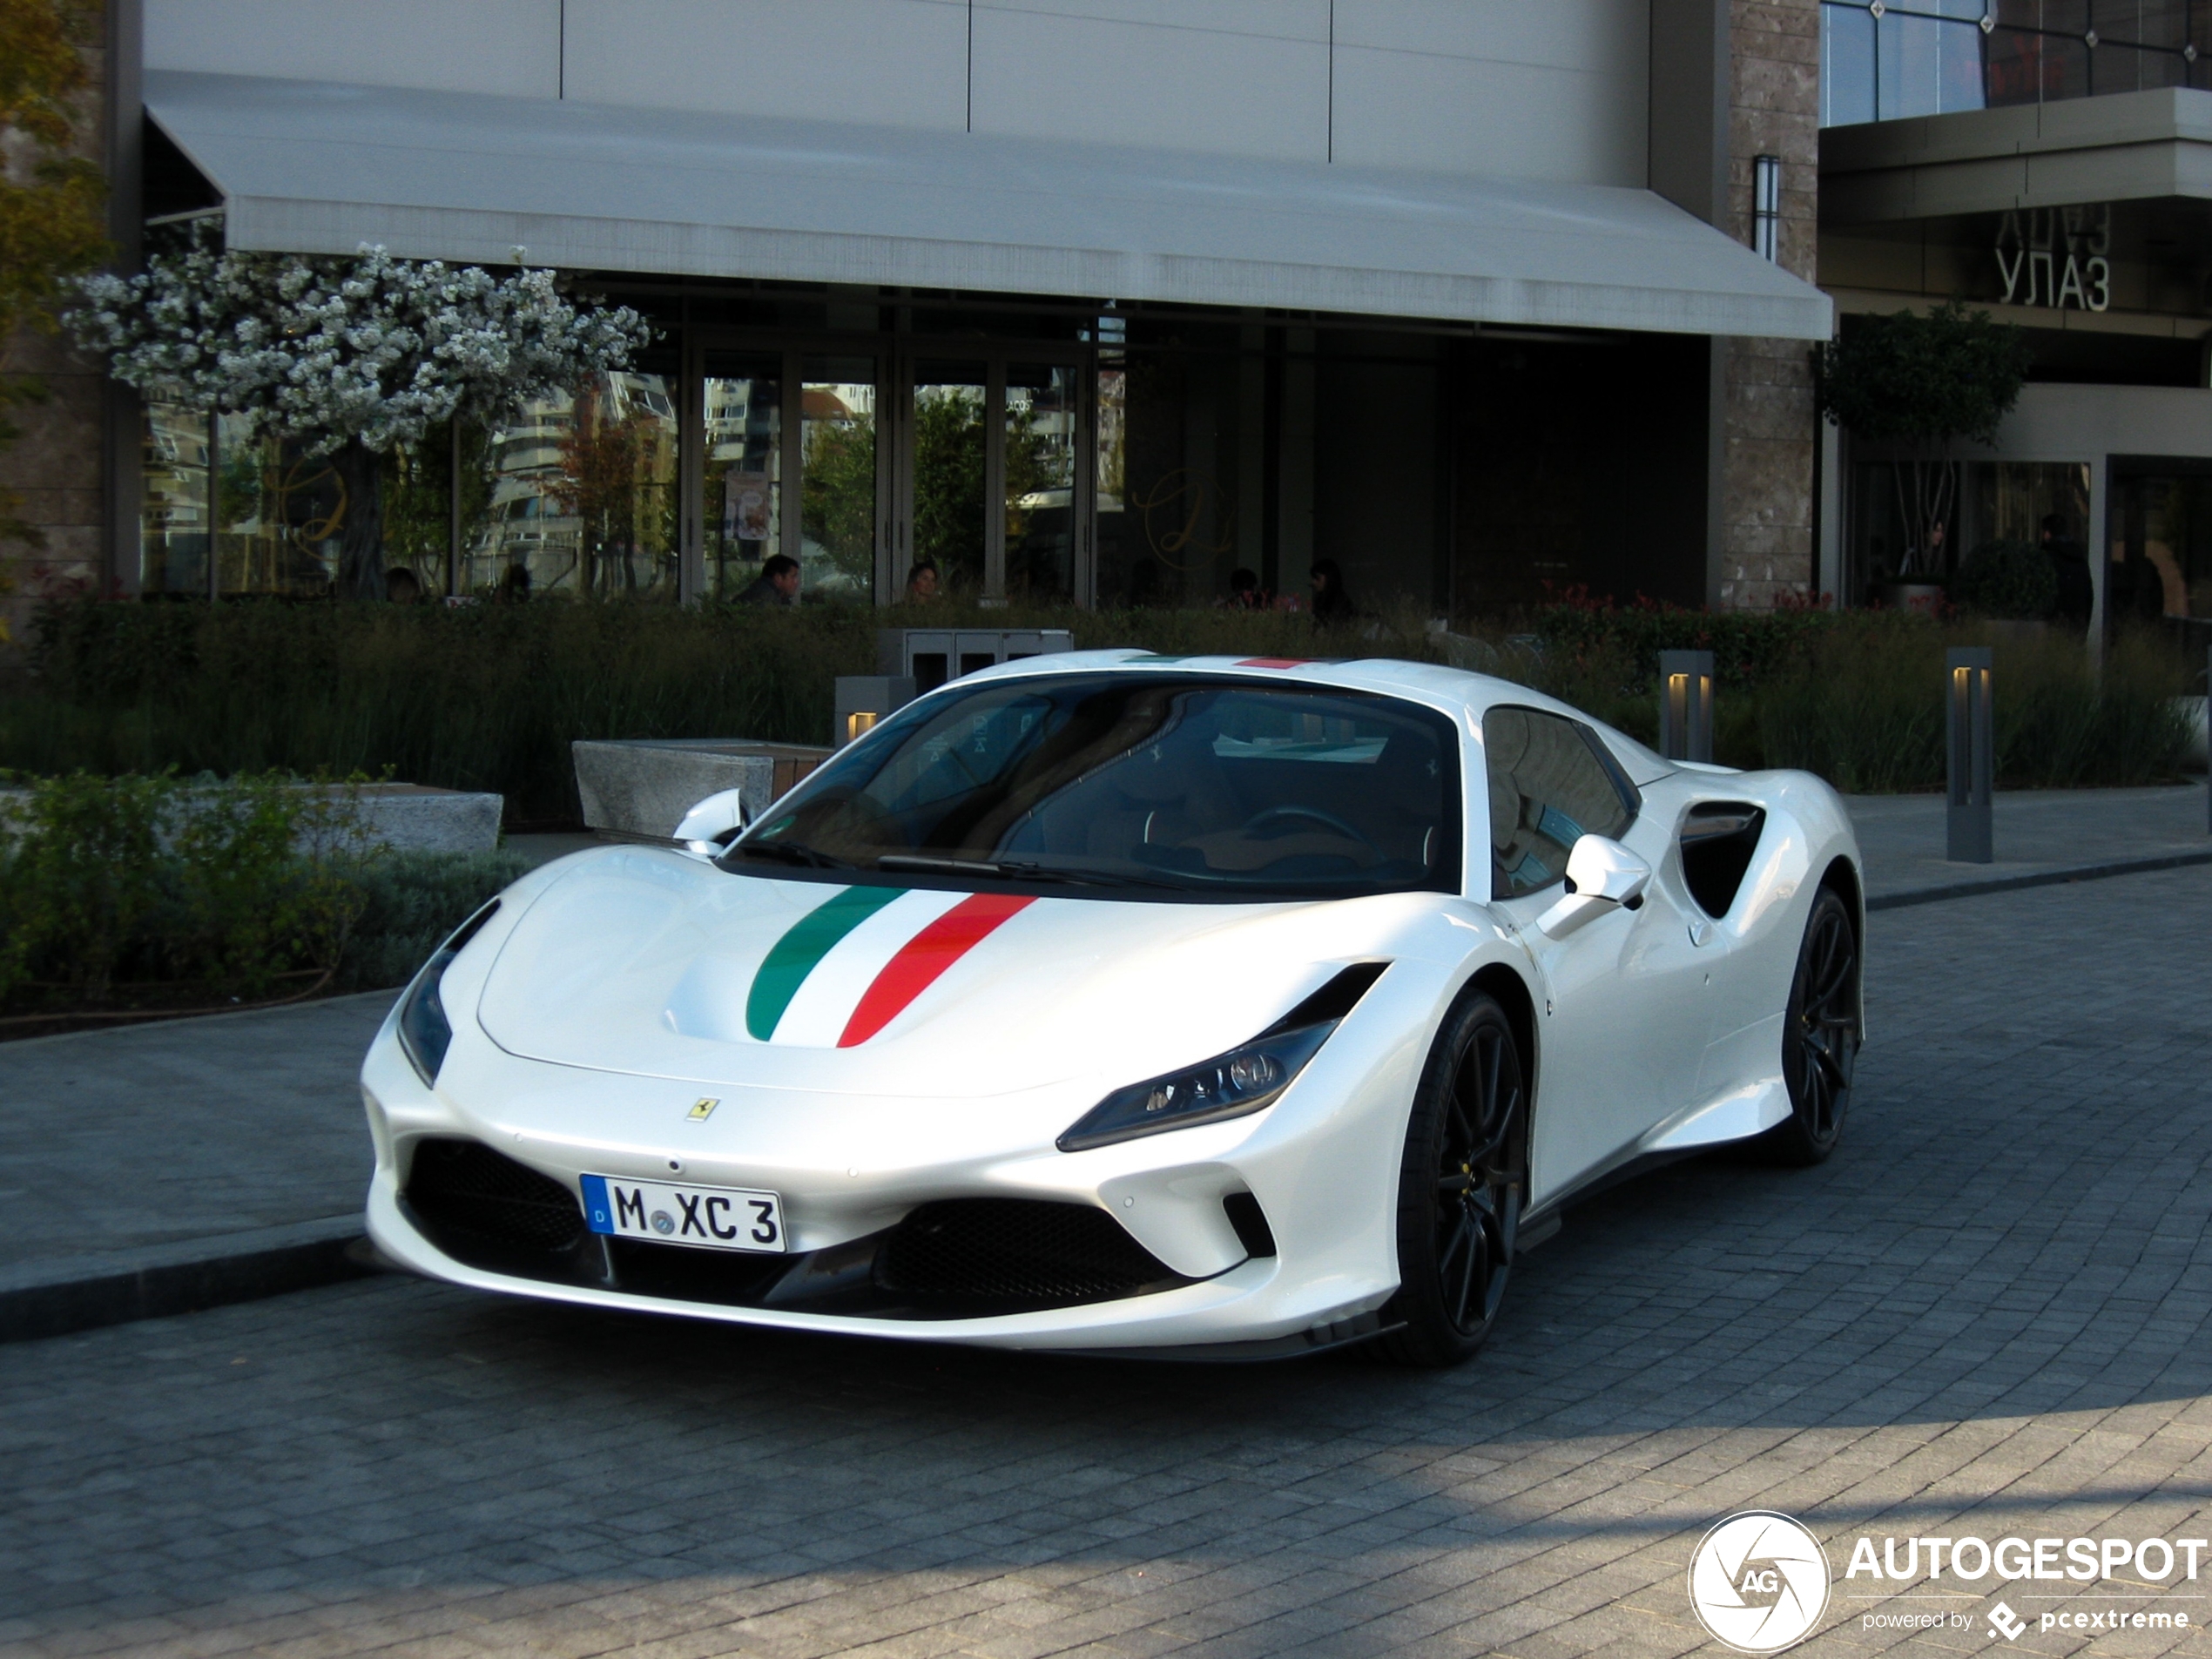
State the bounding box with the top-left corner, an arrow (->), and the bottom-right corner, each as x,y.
3,869 -> 2209,1659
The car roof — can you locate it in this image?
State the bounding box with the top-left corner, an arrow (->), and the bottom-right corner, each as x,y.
954,650 -> 1678,786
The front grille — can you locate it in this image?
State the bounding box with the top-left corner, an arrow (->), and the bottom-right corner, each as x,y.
873,1198 -> 1180,1311
404,1138 -> 585,1256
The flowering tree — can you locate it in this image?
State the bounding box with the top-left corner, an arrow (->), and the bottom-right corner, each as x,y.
68,223 -> 650,597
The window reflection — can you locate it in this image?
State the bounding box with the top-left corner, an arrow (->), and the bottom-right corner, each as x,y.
912,362 -> 987,596
800,356 -> 877,602
466,366 -> 680,600
1006,363 -> 1076,601
703,354 -> 780,602
1821,0 -> 2212,124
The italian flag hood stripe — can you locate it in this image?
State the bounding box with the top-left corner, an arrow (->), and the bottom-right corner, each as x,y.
746,885 -> 1037,1046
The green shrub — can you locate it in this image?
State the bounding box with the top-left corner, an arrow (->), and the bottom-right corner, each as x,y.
0,770 -> 378,1008
339,847 -> 534,991
2,595 -> 2194,819
1952,540 -> 2058,620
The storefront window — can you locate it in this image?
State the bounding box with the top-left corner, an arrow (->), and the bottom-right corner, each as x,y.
139,402 -> 211,595
466,365 -> 680,600
912,362 -> 988,595
2108,465 -> 2212,637
800,356 -> 877,602
1005,363 -> 1076,601
703,354 -> 781,602
213,420 -> 347,596
1846,458 -> 2090,603
1096,323 -> 1253,609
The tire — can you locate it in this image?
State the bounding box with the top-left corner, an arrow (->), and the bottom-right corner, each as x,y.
1372,990 -> 1527,1367
1758,885 -> 1859,1165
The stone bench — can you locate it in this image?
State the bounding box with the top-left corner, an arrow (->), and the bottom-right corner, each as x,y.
571,739 -> 832,841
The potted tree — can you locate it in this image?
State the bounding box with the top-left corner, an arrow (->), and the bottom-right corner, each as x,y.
69,222 -> 651,598
1817,300 -> 2032,610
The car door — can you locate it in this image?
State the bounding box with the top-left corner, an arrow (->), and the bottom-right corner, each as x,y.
1479,706 -> 1712,1204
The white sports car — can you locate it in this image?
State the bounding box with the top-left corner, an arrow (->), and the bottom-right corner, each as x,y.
362,652 -> 1863,1366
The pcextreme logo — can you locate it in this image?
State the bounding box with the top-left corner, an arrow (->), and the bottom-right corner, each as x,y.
1689,1512 -> 1831,1654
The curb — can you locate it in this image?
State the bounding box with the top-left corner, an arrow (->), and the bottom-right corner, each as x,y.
1865,848 -> 2212,911
0,1216 -> 374,1345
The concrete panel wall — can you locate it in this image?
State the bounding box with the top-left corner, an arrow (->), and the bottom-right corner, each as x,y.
147,0 -> 1657,185
1332,0 -> 1649,185
563,0 -> 968,131
145,0 -> 562,98
969,1 -> 1330,159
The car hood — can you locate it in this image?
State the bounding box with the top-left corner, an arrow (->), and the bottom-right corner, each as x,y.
474,847 -> 1399,1100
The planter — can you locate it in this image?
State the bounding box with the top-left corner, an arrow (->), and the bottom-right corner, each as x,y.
572,739 -> 830,840
1879,582 -> 1946,616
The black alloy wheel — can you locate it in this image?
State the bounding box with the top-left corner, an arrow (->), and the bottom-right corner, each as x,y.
1761,885 -> 1859,1164
1375,991 -> 1527,1366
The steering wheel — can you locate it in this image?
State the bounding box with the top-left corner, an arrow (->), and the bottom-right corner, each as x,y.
1239,804 -> 1381,856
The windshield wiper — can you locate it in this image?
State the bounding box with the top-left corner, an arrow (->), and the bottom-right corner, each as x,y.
728,840 -> 853,870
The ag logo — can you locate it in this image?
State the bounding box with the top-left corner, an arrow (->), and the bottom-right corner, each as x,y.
1688,1511 -> 1831,1653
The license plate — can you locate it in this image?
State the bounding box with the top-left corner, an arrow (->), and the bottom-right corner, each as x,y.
580,1174 -> 786,1254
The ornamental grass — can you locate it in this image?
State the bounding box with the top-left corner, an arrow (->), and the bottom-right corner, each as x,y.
0,595 -> 2195,831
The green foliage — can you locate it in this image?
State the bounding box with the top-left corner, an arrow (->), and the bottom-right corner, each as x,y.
0,770 -> 379,1009
337,847 -> 533,991
1816,301 -> 2032,448
1755,621 -> 2192,792
1527,588 -> 1851,688
0,597 -> 2192,834
1951,539 -> 2059,620
911,390 -> 987,590
800,417 -> 877,585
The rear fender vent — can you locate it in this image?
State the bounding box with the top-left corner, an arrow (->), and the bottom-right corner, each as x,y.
1679,804 -> 1766,920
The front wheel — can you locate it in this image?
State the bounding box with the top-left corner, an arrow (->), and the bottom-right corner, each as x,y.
1758,885 -> 1860,1165
1373,991 -> 1527,1367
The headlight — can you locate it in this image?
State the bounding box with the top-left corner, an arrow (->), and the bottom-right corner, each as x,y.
397,900 -> 501,1087
1056,1022 -> 1337,1152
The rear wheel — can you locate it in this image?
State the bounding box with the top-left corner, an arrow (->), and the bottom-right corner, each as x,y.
1373,991 -> 1526,1367
1759,886 -> 1859,1165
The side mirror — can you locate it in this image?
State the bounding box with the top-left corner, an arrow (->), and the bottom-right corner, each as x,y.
1535,834 -> 1651,940
673,787 -> 749,857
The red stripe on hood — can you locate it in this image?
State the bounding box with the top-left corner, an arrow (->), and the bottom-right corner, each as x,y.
837,893 -> 1038,1047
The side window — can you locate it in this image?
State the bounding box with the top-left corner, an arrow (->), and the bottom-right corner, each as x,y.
1484,707 -> 1636,900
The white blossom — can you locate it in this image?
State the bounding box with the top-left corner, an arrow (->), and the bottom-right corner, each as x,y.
67,222 -> 652,455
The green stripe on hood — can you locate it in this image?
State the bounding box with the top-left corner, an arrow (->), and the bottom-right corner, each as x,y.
746,885 -> 907,1041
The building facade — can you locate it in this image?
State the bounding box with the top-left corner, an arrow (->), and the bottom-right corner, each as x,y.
9,1 -> 1836,625
1817,0 -> 2212,647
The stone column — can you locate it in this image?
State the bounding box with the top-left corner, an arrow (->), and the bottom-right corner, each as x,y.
1717,0 -> 1822,608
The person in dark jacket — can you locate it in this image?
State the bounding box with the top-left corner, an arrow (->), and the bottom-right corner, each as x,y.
738,553 -> 800,606
2041,514 -> 2094,633
1309,559 -> 1353,626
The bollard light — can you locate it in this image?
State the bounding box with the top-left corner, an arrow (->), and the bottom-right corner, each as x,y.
833,676 -> 915,749
1658,650 -> 1716,765
1946,646 -> 1994,863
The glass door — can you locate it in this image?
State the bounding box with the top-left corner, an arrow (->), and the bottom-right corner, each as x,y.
799,355 -> 879,603
701,352 -> 781,602
1004,363 -> 1078,601
910,360 -> 988,597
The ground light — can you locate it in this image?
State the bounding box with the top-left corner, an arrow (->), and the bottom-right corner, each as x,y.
1946,645 -> 1994,862
1659,649 -> 1716,764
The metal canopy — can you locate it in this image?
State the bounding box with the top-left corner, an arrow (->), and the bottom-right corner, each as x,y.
145,70 -> 1832,341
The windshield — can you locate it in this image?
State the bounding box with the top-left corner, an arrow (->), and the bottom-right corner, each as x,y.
730,673 -> 1462,899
